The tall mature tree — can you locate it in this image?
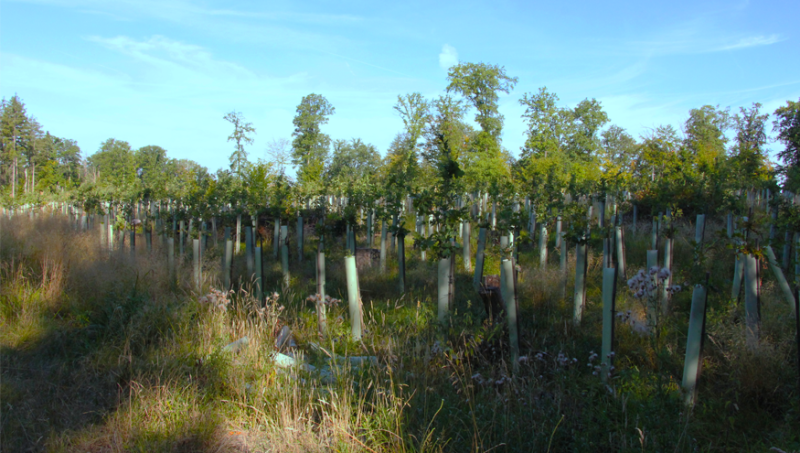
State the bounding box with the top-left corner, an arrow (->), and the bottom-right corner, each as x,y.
684,105 -> 730,172
265,138 -> 292,176
422,95 -> 471,194
224,111 -> 255,176
393,92 -> 430,149
135,145 -> 169,199
0,95 -> 35,198
600,125 -> 638,193
384,93 -> 430,193
327,138 -> 381,183
18,118 -> 43,195
57,137 -> 82,187
638,125 -> 682,183
88,138 -> 137,196
34,132 -> 82,192
446,62 -> 517,190
518,87 -> 607,198
519,87 -> 569,160
601,125 -> 638,170
732,103 -> 771,188
773,99 -> 800,191
292,94 -> 334,189
568,98 -> 608,163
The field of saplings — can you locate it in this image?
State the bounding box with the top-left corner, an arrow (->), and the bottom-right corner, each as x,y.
1,192 -> 799,452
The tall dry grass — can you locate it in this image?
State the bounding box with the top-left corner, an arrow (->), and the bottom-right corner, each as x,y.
1,212 -> 798,452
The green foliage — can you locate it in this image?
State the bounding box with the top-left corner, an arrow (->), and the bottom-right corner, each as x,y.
731,103 -> 772,189
447,62 -> 517,191
773,99 -> 800,191
88,138 -> 138,196
684,105 -> 731,168
292,93 -> 334,191
327,138 -> 381,184
224,110 -> 255,176
422,95 -> 470,193
518,87 -> 609,201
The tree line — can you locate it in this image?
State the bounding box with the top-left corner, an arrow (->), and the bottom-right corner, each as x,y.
1,61 -> 799,217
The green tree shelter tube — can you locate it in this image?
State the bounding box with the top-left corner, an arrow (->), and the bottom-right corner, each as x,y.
744,253 -> 760,350
615,225 -> 626,280
345,255 -> 361,341
245,226 -> 253,280
380,220 -> 387,273
764,245 -> 796,313
280,225 -> 290,289
224,238 -> 233,291
538,223 -> 548,269
297,215 -> 303,263
235,214 -> 241,254
167,237 -> 175,288
646,249 -> 659,329
397,232 -> 406,294
438,256 -> 450,323
695,214 -> 706,251
501,259 -> 519,372
732,218 -> 746,300
193,238 -> 201,292
555,215 -> 562,249
473,228 -> 487,292
316,238 -> 326,335
682,281 -> 708,407
462,221 -> 471,271
573,242 -> 588,324
254,246 -> 262,302
601,266 -> 617,382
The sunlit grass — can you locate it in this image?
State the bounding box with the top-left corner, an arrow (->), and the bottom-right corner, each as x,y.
1,212 -> 798,452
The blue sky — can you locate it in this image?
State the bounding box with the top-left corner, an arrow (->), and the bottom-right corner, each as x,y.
1,0 -> 798,175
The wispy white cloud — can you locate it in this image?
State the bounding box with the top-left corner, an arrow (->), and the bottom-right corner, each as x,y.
715,34 -> 783,51
439,44 -> 458,70
631,33 -> 784,57
10,0 -> 357,52
86,34 -> 256,82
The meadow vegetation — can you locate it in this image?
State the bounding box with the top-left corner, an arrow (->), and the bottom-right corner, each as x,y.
2,210 -> 798,452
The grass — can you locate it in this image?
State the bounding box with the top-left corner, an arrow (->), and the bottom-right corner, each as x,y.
1,211 -> 799,452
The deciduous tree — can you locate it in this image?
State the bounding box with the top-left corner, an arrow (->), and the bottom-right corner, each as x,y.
292,94 -> 334,189
224,111 -> 255,176
773,99 -> 800,191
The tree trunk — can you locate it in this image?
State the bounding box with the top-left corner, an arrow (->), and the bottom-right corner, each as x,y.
12,135 -> 17,198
